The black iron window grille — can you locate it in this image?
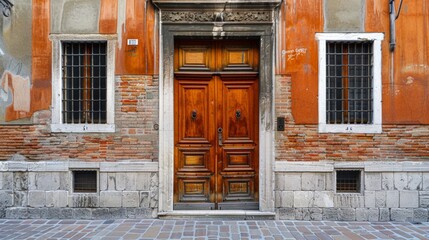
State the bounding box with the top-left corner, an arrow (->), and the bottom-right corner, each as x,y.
336,170 -> 361,193
326,41 -> 373,125
62,41 -> 107,124
73,170 -> 98,193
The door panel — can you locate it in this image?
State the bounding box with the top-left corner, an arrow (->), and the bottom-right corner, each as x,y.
220,79 -> 258,143
176,77 -> 214,144
222,176 -> 255,201
177,42 -> 214,71
174,39 -> 259,210
222,147 -> 255,171
217,75 -> 259,205
177,147 -> 211,172
178,178 -> 211,202
221,42 -> 259,71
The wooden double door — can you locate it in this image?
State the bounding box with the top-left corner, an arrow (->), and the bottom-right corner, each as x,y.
174,39 -> 260,210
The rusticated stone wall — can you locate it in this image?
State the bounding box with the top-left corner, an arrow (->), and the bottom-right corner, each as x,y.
274,162 -> 429,222
0,161 -> 158,219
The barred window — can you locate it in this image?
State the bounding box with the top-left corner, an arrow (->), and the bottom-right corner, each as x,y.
326,41 -> 373,124
72,170 -> 98,193
62,42 -> 107,124
336,170 -> 361,193
51,35 -> 115,133
316,33 -> 383,134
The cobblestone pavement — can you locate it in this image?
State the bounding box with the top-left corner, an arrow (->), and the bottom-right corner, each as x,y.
0,219 -> 428,240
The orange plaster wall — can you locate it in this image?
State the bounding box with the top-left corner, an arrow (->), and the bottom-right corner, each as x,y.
278,0 -> 429,125
2,0 -> 51,122
99,0 -> 118,34
115,0 -> 157,75
28,0 -> 158,124
2,72 -> 32,122
29,0 -> 428,125
144,2 -> 157,75
31,0 -> 51,115
278,0 -> 324,124
366,1 -> 429,124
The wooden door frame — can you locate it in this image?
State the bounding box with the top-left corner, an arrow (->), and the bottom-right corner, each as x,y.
158,20 -> 275,214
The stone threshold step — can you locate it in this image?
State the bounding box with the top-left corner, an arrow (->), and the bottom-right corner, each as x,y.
158,210 -> 276,220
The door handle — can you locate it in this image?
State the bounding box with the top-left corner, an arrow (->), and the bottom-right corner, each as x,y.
218,127 -> 223,146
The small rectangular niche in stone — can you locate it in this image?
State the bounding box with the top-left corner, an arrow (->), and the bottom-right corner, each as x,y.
336,169 -> 362,193
72,170 -> 98,193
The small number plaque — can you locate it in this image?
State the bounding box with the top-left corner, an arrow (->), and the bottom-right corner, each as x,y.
127,39 -> 139,46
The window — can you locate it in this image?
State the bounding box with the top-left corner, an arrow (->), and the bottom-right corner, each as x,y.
326,41 -> 373,124
50,34 -> 116,132
72,170 -> 98,193
316,33 -> 384,133
336,170 -> 361,193
62,42 -> 107,124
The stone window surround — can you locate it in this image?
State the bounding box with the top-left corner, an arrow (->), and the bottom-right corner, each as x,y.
50,34 -> 117,133
316,33 -> 384,134
157,23 -> 276,213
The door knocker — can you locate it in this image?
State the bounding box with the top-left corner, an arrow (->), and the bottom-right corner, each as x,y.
191,110 -> 197,120
235,109 -> 241,119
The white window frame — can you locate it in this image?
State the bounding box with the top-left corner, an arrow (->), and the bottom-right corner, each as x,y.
316,33 -> 384,134
50,34 -> 117,133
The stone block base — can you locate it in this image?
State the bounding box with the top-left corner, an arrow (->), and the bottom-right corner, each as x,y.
276,207 -> 429,222
274,161 -> 429,222
5,207 -> 157,219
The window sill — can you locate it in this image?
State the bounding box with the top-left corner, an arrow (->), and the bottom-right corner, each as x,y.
318,124 -> 382,134
51,124 -> 115,133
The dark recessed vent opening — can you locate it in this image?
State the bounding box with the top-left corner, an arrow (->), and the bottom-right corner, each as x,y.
73,170 -> 97,193
336,170 -> 361,193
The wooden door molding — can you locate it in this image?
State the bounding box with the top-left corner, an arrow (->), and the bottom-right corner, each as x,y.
173,71 -> 216,210
216,74 -> 259,210
173,40 -> 259,210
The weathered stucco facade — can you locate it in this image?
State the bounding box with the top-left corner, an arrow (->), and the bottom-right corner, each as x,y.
0,0 -> 428,221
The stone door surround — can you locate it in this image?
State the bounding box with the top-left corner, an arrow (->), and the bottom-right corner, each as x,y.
154,0 -> 281,214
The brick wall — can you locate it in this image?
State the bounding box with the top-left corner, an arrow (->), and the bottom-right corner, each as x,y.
274,75 -> 429,221
275,75 -> 429,162
0,75 -> 159,161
